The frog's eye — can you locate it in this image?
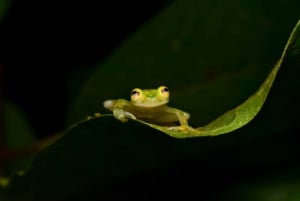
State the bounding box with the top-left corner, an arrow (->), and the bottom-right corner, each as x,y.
131,88 -> 143,101
158,86 -> 169,99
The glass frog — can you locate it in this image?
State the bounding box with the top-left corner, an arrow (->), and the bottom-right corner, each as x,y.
103,86 -> 190,127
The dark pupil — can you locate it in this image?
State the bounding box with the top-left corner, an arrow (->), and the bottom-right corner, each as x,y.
131,90 -> 140,96
161,87 -> 169,93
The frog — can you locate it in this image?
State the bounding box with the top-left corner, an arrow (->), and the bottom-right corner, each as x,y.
103,86 -> 190,127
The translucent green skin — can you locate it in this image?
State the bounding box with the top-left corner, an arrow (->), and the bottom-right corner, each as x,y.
103,88 -> 190,126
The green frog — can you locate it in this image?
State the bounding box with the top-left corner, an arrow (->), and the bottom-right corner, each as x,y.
103,86 -> 190,126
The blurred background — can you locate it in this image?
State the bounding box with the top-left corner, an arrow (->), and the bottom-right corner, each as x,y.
2,0 -> 170,137
1,0 -> 300,201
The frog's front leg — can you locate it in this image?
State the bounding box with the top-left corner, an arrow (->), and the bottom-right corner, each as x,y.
104,99 -> 136,123
113,108 -> 136,122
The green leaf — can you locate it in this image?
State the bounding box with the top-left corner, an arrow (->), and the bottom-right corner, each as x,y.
141,19 -> 300,138
70,19 -> 300,138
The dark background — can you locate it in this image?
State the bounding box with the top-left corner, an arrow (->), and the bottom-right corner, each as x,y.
2,0 -> 170,137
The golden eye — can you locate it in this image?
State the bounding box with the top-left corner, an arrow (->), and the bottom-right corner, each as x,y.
158,86 -> 169,99
131,89 -> 140,96
160,86 -> 169,93
130,88 -> 142,101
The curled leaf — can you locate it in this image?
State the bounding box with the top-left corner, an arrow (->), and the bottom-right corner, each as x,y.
123,20 -> 300,138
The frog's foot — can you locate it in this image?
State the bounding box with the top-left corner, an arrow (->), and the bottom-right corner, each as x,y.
113,109 -> 136,123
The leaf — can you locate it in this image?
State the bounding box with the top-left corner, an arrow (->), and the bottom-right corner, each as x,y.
73,19 -> 300,139
140,19 -> 300,138
68,0 -> 300,140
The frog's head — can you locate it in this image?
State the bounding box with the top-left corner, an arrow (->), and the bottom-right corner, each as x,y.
130,86 -> 169,107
